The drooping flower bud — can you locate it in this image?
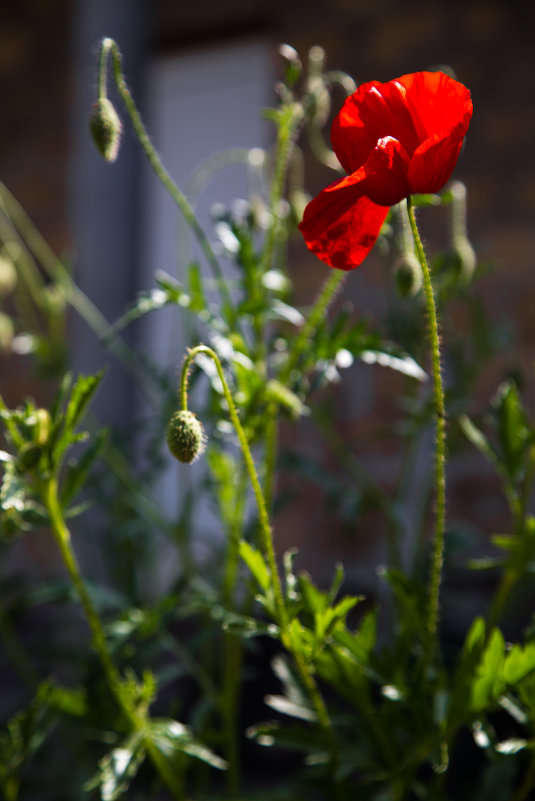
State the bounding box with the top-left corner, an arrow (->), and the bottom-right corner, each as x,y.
395,253 -> 423,298
279,43 -> 302,87
0,252 -> 17,295
89,97 -> 122,162
449,181 -> 476,284
0,312 -> 14,351
166,410 -> 206,464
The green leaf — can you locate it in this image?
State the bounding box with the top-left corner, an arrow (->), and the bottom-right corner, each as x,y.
187,262 -> 208,312
471,628 -> 506,712
503,641 -> 535,685
492,381 -> 533,481
460,415 -> 502,474
268,655 -> 316,721
359,348 -> 427,381
102,282 -> 188,343
239,541 -> 270,592
86,733 -> 145,801
64,371 -> 105,433
61,428 -> 108,505
147,718 -> 227,770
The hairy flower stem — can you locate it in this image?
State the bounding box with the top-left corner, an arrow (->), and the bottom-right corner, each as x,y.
406,197 -> 446,670
97,38 -> 234,321
180,346 -> 342,795
42,475 -> 184,800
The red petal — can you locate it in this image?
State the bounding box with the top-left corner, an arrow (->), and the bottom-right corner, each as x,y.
331,79 -> 421,173
298,171 -> 389,271
363,136 -> 411,206
395,71 -> 473,145
330,71 -> 472,178
408,120 -> 469,194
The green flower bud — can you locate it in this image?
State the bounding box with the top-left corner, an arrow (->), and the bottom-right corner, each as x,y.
89,97 -> 122,162
0,312 -> 14,351
452,236 -> 476,284
0,253 -> 17,295
394,253 -> 423,298
166,410 -> 206,464
34,408 -> 51,446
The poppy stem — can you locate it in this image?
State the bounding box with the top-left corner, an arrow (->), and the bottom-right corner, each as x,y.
406,197 -> 446,670
180,345 -> 343,794
97,38 -> 235,322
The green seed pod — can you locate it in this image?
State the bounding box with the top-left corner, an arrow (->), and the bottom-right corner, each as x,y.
0,253 -> 17,295
0,312 -> 14,351
166,410 -> 206,464
89,97 -> 122,162
34,408 -> 52,446
452,236 -> 476,284
394,253 -> 423,298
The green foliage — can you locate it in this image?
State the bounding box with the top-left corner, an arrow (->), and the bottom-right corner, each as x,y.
1,38 -> 535,801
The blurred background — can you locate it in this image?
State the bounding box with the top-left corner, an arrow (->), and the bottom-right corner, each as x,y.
2,0 -> 535,620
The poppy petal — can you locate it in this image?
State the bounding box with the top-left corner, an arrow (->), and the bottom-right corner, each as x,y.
331,81 -> 385,174
363,136 -> 411,206
408,118 -> 470,194
298,171 -> 389,270
331,79 -> 421,173
396,71 -> 473,145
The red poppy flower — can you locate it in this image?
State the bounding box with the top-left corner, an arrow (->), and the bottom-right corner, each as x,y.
299,71 -> 473,270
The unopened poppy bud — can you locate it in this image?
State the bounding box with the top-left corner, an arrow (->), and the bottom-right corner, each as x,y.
0,253 -> 17,295
279,43 -> 302,87
34,408 -> 51,446
166,410 -> 206,464
0,312 -> 14,351
452,236 -> 476,284
395,253 -> 423,298
89,97 -> 122,162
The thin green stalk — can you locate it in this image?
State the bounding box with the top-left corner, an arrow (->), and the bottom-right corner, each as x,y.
279,269 -> 346,383
406,197 -> 446,668
179,345 -> 342,794
263,401 -> 278,513
180,347 -> 285,625
98,38 -> 233,318
42,475 -> 184,800
220,466 -> 248,792
259,103 -> 303,278
0,182 -> 156,395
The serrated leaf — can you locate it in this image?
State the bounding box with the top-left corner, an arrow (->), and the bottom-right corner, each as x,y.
64,372 -> 105,433
187,262 -> 208,312
61,428 -> 108,505
492,381 -> 532,481
503,642 -> 535,685
268,300 -> 305,326
239,541 -> 270,592
102,284 -> 186,343
460,415 -> 502,474
148,718 -> 227,770
264,694 -> 317,722
359,349 -> 427,381
471,628 -> 506,712
86,734 -> 145,801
